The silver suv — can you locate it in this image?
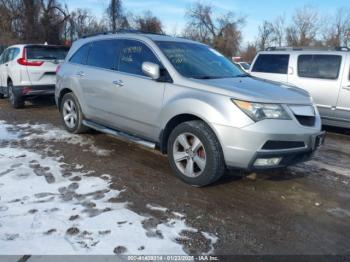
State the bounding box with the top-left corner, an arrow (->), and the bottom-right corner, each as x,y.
55,33 -> 325,186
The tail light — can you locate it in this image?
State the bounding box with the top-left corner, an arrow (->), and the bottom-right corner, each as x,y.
17,48 -> 44,66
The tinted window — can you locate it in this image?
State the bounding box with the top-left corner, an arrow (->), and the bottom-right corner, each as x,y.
26,46 -> 69,60
70,44 -> 90,65
87,40 -> 119,70
252,54 -> 290,74
118,40 -> 160,76
8,48 -> 20,61
157,41 -> 244,79
2,49 -> 10,63
298,55 -> 342,80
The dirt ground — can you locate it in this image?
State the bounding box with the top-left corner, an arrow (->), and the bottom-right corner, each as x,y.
0,98 -> 349,255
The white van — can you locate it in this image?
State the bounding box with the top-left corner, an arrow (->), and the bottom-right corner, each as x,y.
250,47 -> 350,128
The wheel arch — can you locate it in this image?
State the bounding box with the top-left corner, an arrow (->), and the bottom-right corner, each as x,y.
58,88 -> 73,111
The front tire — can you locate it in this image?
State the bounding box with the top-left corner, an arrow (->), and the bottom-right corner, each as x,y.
167,120 -> 225,187
60,92 -> 88,134
8,82 -> 24,109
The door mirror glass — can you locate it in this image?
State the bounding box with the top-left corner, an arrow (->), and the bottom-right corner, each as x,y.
142,62 -> 160,80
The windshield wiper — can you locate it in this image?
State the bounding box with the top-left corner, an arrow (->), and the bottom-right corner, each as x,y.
234,74 -> 250,78
192,76 -> 219,79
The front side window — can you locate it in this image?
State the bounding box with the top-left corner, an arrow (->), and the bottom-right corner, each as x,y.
86,40 -> 120,70
26,46 -> 69,60
156,41 -> 244,79
118,40 -> 160,76
252,54 -> 290,74
298,55 -> 342,80
70,44 -> 90,65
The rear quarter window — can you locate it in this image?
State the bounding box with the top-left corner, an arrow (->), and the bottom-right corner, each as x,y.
252,54 -> 290,74
70,44 -> 90,65
297,54 -> 342,80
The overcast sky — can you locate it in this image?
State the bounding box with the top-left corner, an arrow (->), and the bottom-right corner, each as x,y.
64,0 -> 350,44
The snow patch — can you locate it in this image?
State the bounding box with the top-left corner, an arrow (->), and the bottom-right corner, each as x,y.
146,204 -> 168,213
0,121 -> 217,255
17,123 -> 113,156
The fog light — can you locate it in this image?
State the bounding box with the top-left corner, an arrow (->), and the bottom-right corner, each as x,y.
254,157 -> 282,167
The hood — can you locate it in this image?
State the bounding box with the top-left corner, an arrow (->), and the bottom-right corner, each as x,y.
183,76 -> 312,105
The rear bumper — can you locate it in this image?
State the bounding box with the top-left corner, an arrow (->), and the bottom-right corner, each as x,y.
13,85 -> 55,97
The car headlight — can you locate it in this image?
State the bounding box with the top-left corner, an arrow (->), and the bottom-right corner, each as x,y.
232,99 -> 291,122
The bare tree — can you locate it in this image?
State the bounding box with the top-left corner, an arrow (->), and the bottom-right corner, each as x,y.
286,6 -> 319,47
257,21 -> 274,50
240,43 -> 257,63
323,8 -> 350,47
106,0 -> 128,33
134,11 -> 163,34
184,2 -> 245,57
272,16 -> 285,47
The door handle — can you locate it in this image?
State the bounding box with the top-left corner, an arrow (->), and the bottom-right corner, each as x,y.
113,80 -> 124,87
342,85 -> 350,91
76,71 -> 85,77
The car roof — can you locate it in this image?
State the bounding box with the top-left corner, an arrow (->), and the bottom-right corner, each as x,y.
6,44 -> 67,49
78,32 -> 203,45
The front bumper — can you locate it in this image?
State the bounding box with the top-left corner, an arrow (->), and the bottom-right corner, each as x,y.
212,119 -> 324,170
13,85 -> 55,97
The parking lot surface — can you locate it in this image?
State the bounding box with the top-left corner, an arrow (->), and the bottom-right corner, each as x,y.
0,99 -> 349,255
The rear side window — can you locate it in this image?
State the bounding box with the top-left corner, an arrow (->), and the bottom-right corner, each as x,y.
252,54 -> 290,74
86,40 -> 120,70
70,44 -> 90,65
297,55 -> 342,80
26,46 -> 69,60
8,48 -> 20,61
118,40 -> 160,76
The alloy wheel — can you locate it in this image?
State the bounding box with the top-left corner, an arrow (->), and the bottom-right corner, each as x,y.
62,99 -> 78,129
173,132 -> 207,177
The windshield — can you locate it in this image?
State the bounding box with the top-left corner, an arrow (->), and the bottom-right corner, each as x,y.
26,46 -> 69,60
156,41 -> 246,79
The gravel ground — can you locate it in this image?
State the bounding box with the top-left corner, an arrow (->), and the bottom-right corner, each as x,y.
0,98 -> 349,255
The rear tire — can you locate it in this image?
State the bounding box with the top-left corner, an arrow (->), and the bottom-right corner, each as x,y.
8,82 -> 24,109
60,92 -> 89,134
167,120 -> 225,187
0,92 -> 4,99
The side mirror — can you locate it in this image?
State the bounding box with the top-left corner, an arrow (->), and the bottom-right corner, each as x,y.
142,62 -> 160,80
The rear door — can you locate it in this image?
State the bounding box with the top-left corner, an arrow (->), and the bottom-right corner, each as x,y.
250,53 -> 290,83
25,45 -> 69,86
288,53 -> 344,120
0,49 -> 10,92
335,53 -> 350,124
77,39 -> 122,123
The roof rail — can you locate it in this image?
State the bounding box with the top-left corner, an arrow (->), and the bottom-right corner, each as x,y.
82,29 -> 167,39
265,46 -> 350,52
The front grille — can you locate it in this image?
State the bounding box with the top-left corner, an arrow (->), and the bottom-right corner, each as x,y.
295,115 -> 316,127
262,140 -> 305,150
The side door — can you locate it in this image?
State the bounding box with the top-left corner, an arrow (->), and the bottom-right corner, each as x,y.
106,39 -> 166,141
250,53 -> 290,83
335,53 -> 350,124
78,39 -> 124,124
0,49 -> 10,92
0,52 -> 4,90
288,53 -> 344,120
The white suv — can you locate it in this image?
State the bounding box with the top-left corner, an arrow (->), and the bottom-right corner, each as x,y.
0,44 -> 69,108
250,47 -> 350,129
